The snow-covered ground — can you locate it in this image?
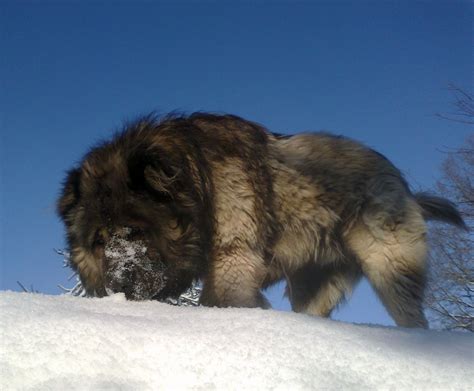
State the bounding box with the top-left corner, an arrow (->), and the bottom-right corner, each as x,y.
1,291 -> 472,390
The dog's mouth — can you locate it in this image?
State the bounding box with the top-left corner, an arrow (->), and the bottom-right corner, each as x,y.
103,233 -> 168,301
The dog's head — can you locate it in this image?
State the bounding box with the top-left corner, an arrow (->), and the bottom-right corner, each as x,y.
58,118 -> 208,300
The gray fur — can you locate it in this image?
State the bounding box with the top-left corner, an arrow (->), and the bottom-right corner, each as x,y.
58,114 -> 466,329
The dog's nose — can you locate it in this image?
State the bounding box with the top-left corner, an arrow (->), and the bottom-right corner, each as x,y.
106,263 -> 136,295
110,280 -> 133,296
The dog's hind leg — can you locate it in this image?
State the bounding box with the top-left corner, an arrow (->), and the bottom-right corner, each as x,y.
347,200 -> 429,328
287,261 -> 361,317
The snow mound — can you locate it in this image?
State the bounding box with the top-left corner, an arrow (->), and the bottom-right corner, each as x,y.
1,292 -> 472,390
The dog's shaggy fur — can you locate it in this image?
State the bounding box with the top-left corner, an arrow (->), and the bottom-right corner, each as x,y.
58,113 -> 466,328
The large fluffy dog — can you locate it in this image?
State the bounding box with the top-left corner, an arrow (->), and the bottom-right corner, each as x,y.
58,113 -> 465,328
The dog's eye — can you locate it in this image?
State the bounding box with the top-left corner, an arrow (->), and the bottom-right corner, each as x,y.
93,230 -> 106,247
128,226 -> 144,241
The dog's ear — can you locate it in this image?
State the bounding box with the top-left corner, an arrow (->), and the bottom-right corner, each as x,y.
57,168 -> 81,219
143,160 -> 181,196
129,147 -> 183,199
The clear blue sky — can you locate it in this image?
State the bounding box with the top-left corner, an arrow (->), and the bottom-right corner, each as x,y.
1,1 -> 472,326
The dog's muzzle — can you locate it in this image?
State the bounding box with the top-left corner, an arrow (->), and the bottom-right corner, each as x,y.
104,228 -> 167,300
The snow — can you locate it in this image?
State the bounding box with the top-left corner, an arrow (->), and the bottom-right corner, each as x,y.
1,291 -> 472,390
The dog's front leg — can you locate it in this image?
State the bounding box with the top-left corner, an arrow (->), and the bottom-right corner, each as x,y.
200,245 -> 270,308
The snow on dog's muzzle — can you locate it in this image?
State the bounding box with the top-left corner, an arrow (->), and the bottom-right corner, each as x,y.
104,228 -> 167,300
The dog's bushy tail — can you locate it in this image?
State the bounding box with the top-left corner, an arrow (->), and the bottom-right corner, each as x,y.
415,192 -> 467,230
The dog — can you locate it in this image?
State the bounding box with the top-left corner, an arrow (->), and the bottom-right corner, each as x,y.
58,113 -> 466,327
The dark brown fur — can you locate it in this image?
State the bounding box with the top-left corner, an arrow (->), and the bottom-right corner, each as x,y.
58,113 -> 466,327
